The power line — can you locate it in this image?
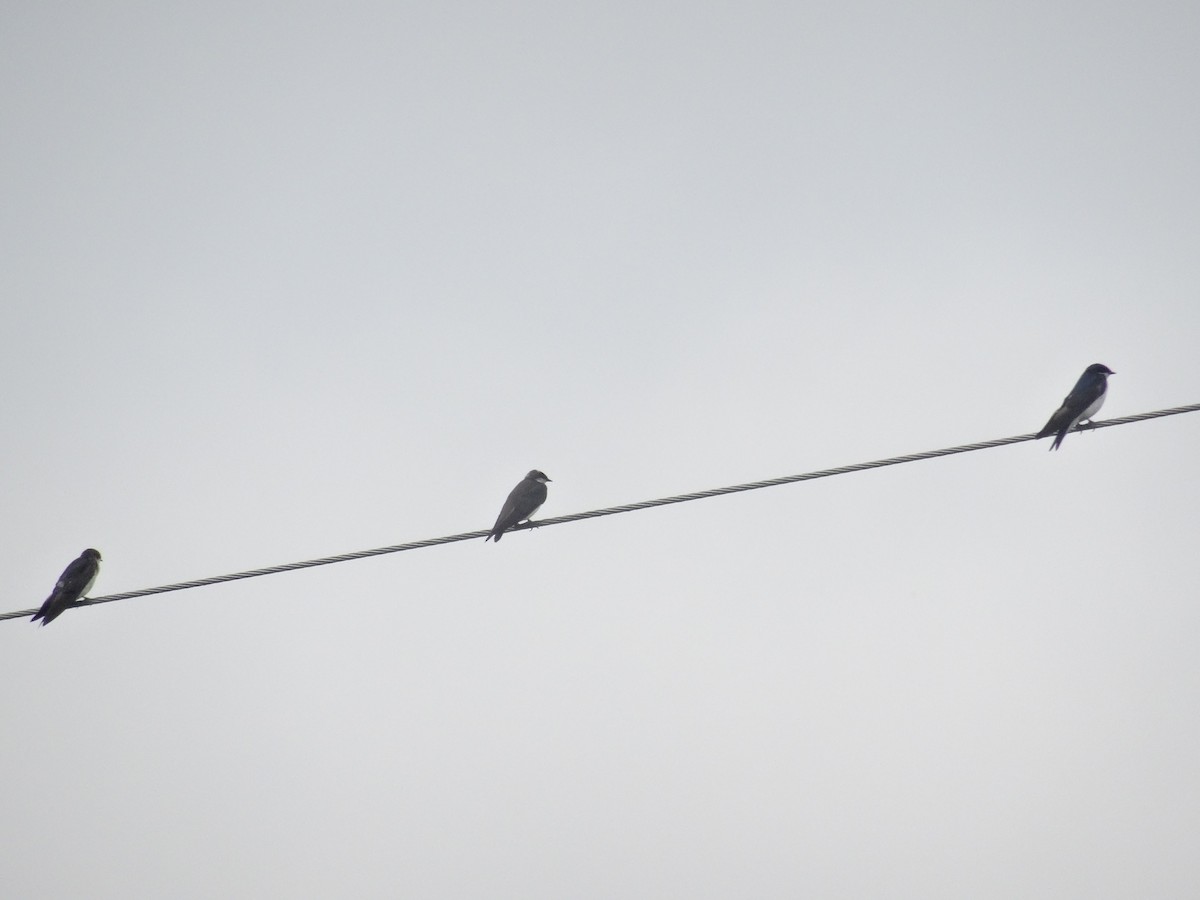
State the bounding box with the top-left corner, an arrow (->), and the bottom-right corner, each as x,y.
4,401 -> 1198,623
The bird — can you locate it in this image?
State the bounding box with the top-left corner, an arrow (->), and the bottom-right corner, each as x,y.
32,548 -> 102,626
1037,364 -> 1115,450
486,470 -> 551,542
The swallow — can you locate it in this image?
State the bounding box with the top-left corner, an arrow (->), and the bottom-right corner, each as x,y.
1037,364 -> 1115,450
486,470 -> 551,542
32,548 -> 102,626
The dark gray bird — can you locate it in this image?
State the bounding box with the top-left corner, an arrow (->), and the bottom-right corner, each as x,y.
486,470 -> 551,542
1037,363 -> 1115,450
32,548 -> 102,626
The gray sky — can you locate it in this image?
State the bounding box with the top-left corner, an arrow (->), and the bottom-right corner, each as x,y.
3,2 -> 1199,897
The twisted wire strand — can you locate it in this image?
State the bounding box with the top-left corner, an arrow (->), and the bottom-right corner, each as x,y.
4,401 -> 1198,623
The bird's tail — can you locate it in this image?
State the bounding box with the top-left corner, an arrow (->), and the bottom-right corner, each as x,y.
1038,408 -> 1068,446
31,599 -> 75,625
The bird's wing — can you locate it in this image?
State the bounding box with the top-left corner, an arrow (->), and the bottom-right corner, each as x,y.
492,487 -> 524,532
1064,373 -> 1106,415
54,557 -> 96,599
1038,403 -> 1072,438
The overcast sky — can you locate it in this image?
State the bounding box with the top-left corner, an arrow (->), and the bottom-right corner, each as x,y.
3,2 -> 1200,898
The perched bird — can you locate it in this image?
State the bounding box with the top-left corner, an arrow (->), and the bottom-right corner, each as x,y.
32,548 -> 102,626
487,470 -> 551,542
1037,364 -> 1115,450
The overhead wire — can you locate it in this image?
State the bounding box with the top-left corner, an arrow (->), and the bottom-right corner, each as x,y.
3,401 -> 1198,623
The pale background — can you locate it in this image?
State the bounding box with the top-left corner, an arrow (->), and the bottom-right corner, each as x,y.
3,2 -> 1199,898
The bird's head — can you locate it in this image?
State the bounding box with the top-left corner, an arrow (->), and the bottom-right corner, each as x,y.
82,549 -> 102,561
526,470 -> 552,483
1087,363 -> 1115,376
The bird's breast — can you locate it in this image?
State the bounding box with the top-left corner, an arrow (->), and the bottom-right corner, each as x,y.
1080,389 -> 1107,421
